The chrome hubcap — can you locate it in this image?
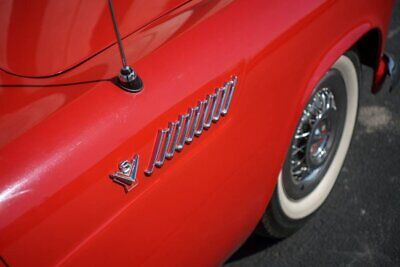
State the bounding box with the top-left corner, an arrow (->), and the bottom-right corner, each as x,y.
290,87 -> 337,183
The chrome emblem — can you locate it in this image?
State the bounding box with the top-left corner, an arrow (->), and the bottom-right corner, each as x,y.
145,76 -> 238,175
110,154 -> 139,192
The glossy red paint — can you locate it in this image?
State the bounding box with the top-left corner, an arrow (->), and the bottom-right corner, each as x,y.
0,0 -> 395,266
0,0 -> 188,77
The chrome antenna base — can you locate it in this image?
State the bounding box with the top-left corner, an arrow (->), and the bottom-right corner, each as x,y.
108,0 -> 143,93
116,66 -> 143,93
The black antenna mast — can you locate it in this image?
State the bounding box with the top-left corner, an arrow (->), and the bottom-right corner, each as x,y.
108,0 -> 143,92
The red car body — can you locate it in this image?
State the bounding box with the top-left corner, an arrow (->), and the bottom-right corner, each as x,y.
0,0 -> 395,266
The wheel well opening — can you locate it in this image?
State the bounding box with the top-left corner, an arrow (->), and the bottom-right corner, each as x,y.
353,28 -> 382,70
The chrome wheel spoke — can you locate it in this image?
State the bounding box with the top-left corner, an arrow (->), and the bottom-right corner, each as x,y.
291,143 -> 306,156
294,131 -> 310,139
289,87 -> 337,183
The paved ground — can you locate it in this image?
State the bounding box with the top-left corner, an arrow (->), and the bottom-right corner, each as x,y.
226,2 -> 400,266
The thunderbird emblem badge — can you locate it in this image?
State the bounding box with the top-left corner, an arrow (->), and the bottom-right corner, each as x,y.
110,154 -> 139,192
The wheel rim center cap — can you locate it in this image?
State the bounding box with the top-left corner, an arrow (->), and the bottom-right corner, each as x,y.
307,116 -> 332,167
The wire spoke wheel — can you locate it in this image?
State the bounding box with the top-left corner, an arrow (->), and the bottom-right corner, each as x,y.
257,52 -> 360,238
282,68 -> 348,200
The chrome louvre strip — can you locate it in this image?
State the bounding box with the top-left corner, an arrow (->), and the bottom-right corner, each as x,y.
166,121 -> 179,159
185,106 -> 200,144
221,76 -> 237,115
212,87 -> 227,122
195,100 -> 208,136
204,93 -> 218,128
155,127 -> 172,167
145,129 -> 167,175
176,113 -> 190,151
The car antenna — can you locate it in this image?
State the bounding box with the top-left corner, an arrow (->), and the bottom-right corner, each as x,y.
108,0 -> 143,93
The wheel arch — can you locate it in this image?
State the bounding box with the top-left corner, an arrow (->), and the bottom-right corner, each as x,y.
297,24 -> 382,117
282,24 -> 382,191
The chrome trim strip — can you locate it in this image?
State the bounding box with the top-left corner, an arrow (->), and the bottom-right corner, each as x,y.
212,87 -> 227,122
195,100 -> 208,136
176,113 -> 190,151
204,93 -> 218,129
145,129 -> 167,175
222,76 -> 237,115
186,106 -> 200,144
156,127 -> 171,167
166,121 -> 179,159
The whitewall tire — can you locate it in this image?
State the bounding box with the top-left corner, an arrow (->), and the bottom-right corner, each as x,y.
257,51 -> 360,238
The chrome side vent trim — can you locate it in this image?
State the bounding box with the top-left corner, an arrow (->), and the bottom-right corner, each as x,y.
144,76 -> 238,176
204,94 -> 218,129
212,87 -> 227,121
176,114 -> 190,151
186,106 -> 200,144
144,129 -> 167,175
195,100 -> 208,136
222,76 -> 237,115
166,121 -> 180,159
